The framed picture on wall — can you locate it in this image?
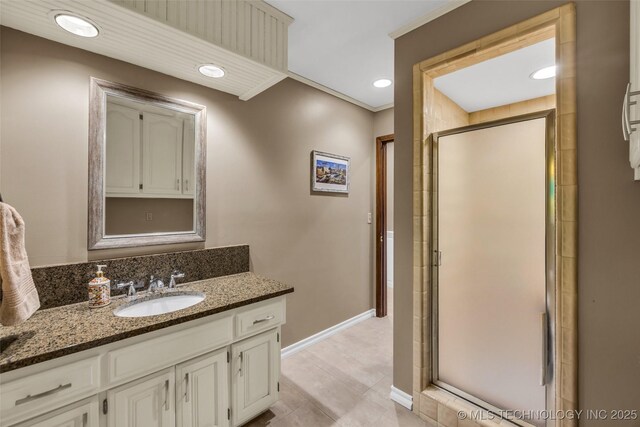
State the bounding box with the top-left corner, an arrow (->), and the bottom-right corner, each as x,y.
311,150 -> 350,194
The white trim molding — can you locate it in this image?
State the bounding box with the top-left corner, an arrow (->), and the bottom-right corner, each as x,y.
388,0 -> 471,39
287,73 -> 393,113
390,386 -> 413,410
281,309 -> 375,358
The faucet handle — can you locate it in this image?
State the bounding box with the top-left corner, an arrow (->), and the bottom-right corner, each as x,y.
169,270 -> 185,289
115,280 -> 134,290
115,281 -> 140,298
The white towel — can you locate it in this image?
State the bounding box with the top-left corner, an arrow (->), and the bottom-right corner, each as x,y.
0,202 -> 40,326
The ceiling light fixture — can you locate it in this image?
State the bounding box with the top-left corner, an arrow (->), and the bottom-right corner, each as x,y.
373,79 -> 392,88
530,65 -> 556,80
198,64 -> 226,78
54,14 -> 99,38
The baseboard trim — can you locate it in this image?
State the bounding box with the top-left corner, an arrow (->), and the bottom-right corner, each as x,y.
281,309 -> 376,358
390,386 -> 413,410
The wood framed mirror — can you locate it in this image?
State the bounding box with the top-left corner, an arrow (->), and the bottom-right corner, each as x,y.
88,78 -> 206,250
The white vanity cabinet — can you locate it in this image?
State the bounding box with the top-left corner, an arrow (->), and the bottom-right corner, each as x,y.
0,296 -> 287,427
107,368 -> 175,427
176,349 -> 229,427
231,330 -> 280,426
13,397 -> 100,427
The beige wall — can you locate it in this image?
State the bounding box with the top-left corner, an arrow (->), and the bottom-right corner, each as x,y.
0,27 -> 376,347
394,0 -> 640,423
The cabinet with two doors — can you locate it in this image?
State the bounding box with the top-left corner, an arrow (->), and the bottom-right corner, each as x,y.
1,297 -> 285,427
105,101 -> 196,198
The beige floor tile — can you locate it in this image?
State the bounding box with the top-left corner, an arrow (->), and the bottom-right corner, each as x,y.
270,403 -> 338,427
266,290 -> 424,427
380,405 -> 429,427
282,352 -> 366,420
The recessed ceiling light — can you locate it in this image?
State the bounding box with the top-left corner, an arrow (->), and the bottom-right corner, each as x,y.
373,79 -> 392,88
198,64 -> 226,78
54,14 -> 99,38
530,65 -> 556,80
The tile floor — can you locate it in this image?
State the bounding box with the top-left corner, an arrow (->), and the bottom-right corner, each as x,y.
245,290 -> 430,427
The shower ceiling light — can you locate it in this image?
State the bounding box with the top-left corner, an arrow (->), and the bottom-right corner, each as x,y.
54,14 -> 99,38
530,65 -> 556,80
373,79 -> 392,88
198,64 -> 226,78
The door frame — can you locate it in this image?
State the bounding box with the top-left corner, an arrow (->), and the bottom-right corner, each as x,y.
411,5 -> 577,424
376,133 -> 394,318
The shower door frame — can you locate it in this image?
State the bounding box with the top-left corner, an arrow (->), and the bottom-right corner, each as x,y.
430,111 -> 556,425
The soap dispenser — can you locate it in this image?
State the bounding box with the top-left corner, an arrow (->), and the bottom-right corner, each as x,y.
88,264 -> 111,308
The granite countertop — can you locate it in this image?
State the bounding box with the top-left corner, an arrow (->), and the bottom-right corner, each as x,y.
0,272 -> 293,374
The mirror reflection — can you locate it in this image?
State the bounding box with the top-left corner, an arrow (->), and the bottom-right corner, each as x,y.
104,95 -> 196,237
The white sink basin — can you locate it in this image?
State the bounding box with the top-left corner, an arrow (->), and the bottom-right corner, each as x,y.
114,292 -> 205,318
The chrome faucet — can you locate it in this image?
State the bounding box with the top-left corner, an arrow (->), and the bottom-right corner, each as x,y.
148,275 -> 164,293
115,281 -> 143,299
169,270 -> 185,289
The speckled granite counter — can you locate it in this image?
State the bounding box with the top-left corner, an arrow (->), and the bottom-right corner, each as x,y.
0,273 -> 293,373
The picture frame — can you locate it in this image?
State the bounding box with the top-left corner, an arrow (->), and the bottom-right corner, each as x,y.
311,150 -> 350,193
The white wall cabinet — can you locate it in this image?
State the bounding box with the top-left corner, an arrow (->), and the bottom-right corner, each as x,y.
107,368 -> 175,427
176,349 -> 229,427
231,330 -> 280,426
181,118 -> 196,197
106,103 -> 141,195
106,101 -> 195,198
142,113 -> 184,196
1,297 -> 287,427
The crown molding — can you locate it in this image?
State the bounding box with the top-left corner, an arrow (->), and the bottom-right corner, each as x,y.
373,103 -> 394,112
287,72 -> 393,113
388,0 -> 471,39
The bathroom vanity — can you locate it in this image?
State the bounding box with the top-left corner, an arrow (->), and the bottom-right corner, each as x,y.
0,273 -> 293,427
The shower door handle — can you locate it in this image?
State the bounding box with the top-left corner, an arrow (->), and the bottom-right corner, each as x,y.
540,312 -> 548,386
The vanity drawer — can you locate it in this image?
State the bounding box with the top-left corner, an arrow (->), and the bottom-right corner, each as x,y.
0,356 -> 100,424
107,315 -> 233,386
235,298 -> 285,339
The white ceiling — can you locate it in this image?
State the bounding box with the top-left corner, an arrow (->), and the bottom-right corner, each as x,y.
434,38 -> 556,112
0,0 -> 287,101
266,0 -> 455,110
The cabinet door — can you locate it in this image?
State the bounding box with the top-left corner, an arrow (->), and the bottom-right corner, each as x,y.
13,396 -> 99,427
142,112 -> 183,196
107,368 -> 175,427
106,103 -> 141,195
231,329 -> 280,426
181,117 -> 196,197
176,349 -> 229,427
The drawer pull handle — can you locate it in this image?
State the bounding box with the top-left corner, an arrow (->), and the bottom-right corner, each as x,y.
253,315 -> 275,325
164,379 -> 170,411
15,383 -> 72,405
184,373 -> 190,403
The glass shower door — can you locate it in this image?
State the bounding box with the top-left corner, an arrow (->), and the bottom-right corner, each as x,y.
433,115 -> 554,427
